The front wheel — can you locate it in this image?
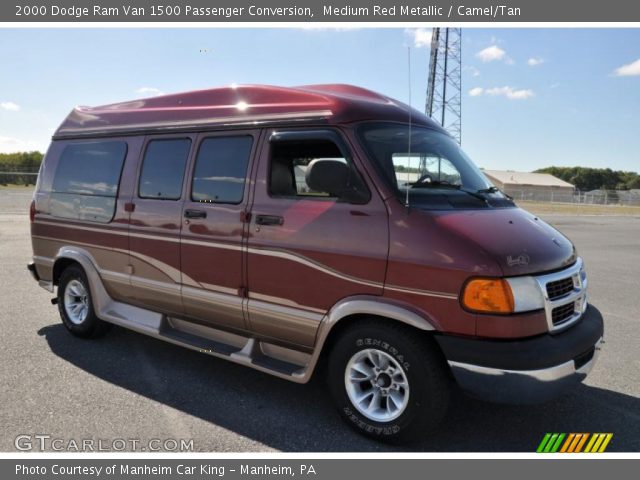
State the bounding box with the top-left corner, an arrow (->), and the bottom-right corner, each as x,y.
327,320 -> 450,443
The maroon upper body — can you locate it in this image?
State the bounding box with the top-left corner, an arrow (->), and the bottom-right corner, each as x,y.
33,84 -> 576,345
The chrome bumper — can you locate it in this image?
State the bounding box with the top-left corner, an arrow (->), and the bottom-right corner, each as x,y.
448,337 -> 602,404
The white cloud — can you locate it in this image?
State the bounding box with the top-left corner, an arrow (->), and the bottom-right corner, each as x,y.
469,86 -> 534,100
1,102 -> 20,112
135,87 -> 164,96
527,57 -> 544,66
405,28 -> 432,48
486,86 -> 534,100
613,58 -> 640,77
0,136 -> 44,153
476,45 -> 506,62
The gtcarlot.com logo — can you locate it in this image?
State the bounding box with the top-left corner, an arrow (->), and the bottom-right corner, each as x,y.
536,433 -> 613,453
14,435 -> 194,452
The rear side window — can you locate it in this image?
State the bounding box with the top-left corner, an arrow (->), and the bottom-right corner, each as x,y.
192,136 -> 253,203
53,141 -> 126,197
50,141 -> 127,223
139,139 -> 191,200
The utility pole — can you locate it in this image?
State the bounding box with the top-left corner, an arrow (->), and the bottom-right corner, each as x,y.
425,28 -> 462,145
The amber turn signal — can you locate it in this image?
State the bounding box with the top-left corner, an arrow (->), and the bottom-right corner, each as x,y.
462,278 -> 515,314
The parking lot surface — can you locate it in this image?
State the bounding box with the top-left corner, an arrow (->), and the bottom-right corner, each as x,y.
1,189 -> 638,451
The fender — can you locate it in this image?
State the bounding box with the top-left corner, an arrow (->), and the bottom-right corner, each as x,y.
51,246 -> 115,318
301,295 -> 439,381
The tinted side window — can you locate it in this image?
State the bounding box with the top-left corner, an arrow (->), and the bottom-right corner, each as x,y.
50,141 -> 127,223
269,139 -> 369,203
53,141 -> 127,197
139,139 -> 191,200
192,136 -> 253,203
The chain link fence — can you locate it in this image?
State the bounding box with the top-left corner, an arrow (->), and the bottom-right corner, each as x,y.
0,171 -> 39,186
506,187 -> 640,206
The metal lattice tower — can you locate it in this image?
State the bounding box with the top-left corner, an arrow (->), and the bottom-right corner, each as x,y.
425,28 -> 462,145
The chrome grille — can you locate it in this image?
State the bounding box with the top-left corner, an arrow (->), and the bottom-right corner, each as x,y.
534,258 -> 587,333
546,277 -> 574,300
552,302 -> 575,326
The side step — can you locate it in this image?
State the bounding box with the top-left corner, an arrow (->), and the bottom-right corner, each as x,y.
95,295 -> 311,382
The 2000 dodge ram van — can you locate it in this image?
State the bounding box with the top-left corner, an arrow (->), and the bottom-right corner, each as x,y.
28,84 -> 604,442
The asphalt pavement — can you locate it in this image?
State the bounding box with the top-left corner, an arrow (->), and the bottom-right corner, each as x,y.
1,189 -> 638,452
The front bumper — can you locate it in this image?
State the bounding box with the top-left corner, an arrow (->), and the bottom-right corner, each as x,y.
436,305 -> 604,404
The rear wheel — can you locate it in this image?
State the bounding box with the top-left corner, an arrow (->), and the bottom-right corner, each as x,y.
57,265 -> 111,338
327,320 -> 450,443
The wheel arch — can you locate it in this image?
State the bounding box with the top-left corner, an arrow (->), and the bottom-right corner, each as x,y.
51,247 -> 110,314
306,296 -> 441,381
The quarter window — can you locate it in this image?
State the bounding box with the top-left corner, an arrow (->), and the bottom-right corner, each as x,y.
191,136 -> 253,203
139,139 -> 191,200
53,141 -> 127,197
50,141 -> 127,223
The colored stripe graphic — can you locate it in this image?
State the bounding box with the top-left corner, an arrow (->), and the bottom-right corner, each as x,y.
574,433 -> 589,453
537,433 -> 613,453
597,434 -> 613,453
536,433 -> 552,453
560,433 -> 575,453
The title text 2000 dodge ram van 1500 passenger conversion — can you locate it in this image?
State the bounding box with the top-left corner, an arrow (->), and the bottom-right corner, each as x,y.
28,85 -> 604,442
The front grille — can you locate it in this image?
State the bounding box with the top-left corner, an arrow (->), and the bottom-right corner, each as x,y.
552,302 -> 575,326
546,277 -> 574,300
535,258 -> 586,332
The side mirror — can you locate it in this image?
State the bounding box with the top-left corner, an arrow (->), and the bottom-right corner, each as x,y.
305,158 -> 350,197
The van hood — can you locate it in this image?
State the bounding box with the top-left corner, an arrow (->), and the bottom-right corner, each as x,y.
432,207 -> 577,276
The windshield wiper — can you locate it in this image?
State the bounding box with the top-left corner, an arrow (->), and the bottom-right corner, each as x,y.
477,185 -> 513,200
409,180 -> 489,204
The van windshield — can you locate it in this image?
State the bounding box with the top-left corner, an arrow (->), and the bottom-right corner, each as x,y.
358,123 -> 515,209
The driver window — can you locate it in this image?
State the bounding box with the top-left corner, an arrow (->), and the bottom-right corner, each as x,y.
269,140 -> 346,198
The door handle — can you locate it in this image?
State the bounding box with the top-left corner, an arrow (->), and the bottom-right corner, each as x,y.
184,209 -> 207,219
255,214 -> 284,226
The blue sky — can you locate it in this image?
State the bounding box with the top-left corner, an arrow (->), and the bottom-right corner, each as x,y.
0,28 -> 639,172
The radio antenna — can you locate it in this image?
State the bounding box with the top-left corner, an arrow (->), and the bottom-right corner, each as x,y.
405,46 -> 412,208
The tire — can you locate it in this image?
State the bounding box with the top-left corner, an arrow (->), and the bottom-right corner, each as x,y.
327,320 -> 450,443
57,264 -> 111,339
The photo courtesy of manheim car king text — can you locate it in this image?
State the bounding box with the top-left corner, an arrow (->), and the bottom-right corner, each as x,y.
0,0 -> 639,477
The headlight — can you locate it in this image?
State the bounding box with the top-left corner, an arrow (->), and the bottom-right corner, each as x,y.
505,276 -> 545,312
462,276 -> 545,314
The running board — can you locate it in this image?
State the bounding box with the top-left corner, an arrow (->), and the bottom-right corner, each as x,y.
95,295 -> 310,382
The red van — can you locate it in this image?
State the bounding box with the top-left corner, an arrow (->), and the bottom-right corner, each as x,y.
27,84 -> 603,442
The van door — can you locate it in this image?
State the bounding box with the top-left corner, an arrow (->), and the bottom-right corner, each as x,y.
179,131 -> 258,332
246,129 -> 388,348
128,135 -> 194,316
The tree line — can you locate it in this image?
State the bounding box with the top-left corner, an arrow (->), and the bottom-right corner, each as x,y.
0,151 -> 43,185
535,166 -> 640,192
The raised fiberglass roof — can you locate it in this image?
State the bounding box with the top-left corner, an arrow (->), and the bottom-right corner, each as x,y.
53,84 -> 443,139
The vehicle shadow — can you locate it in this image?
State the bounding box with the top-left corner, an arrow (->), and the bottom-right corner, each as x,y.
37,323 -> 639,452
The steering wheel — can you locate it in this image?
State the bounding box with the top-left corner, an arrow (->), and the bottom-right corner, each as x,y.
415,173 -> 433,184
